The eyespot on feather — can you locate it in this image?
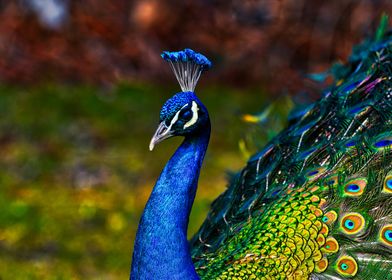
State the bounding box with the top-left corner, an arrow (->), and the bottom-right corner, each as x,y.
344,138 -> 358,148
324,175 -> 338,188
342,178 -> 367,197
335,255 -> 358,277
305,167 -> 326,181
322,210 -> 338,225
340,212 -> 365,235
321,236 -> 339,254
379,225 -> 392,247
373,134 -> 392,150
383,174 -> 392,194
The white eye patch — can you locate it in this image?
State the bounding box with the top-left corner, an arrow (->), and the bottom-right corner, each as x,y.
183,101 -> 199,129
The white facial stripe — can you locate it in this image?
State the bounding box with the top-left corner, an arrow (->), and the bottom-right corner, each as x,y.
167,104 -> 188,129
169,108 -> 181,128
184,101 -> 199,129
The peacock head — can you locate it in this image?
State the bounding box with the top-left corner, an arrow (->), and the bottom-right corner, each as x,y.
149,49 -> 212,151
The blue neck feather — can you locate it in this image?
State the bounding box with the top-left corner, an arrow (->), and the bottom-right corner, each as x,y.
131,124 -> 210,279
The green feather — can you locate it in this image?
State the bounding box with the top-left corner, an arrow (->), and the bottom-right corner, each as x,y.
376,14 -> 389,42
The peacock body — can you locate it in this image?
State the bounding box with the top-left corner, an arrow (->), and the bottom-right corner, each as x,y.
131,20 -> 392,280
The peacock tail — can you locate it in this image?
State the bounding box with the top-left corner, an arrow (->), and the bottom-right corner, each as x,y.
190,19 -> 392,279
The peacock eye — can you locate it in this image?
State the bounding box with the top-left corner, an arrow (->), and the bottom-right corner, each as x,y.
180,109 -> 192,121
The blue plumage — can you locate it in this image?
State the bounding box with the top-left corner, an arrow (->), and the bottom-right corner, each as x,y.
131,123 -> 210,279
161,48 -> 212,70
160,91 -> 196,122
131,50 -> 211,279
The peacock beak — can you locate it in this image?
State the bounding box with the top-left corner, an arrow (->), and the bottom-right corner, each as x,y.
149,121 -> 174,151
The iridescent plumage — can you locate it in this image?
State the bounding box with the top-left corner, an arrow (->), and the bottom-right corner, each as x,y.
190,19 -> 392,279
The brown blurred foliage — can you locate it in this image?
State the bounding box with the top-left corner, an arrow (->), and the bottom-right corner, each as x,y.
0,0 -> 391,94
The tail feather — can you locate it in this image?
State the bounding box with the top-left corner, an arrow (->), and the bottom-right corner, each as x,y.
191,18 -> 392,279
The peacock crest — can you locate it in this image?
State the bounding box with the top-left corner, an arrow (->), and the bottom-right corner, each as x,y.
161,48 -> 212,92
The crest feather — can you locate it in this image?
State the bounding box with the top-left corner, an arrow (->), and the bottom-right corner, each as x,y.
161,48 -> 212,92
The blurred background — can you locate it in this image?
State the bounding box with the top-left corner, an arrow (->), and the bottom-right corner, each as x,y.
0,0 -> 391,279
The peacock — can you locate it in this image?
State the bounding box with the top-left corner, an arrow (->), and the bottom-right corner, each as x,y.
130,19 -> 392,280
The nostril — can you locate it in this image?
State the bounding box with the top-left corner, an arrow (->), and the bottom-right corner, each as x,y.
159,126 -> 167,134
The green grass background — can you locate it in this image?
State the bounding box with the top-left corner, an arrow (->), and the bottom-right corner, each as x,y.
0,83 -> 291,279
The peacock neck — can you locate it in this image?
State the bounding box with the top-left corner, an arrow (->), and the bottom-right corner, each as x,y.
131,124 -> 210,280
